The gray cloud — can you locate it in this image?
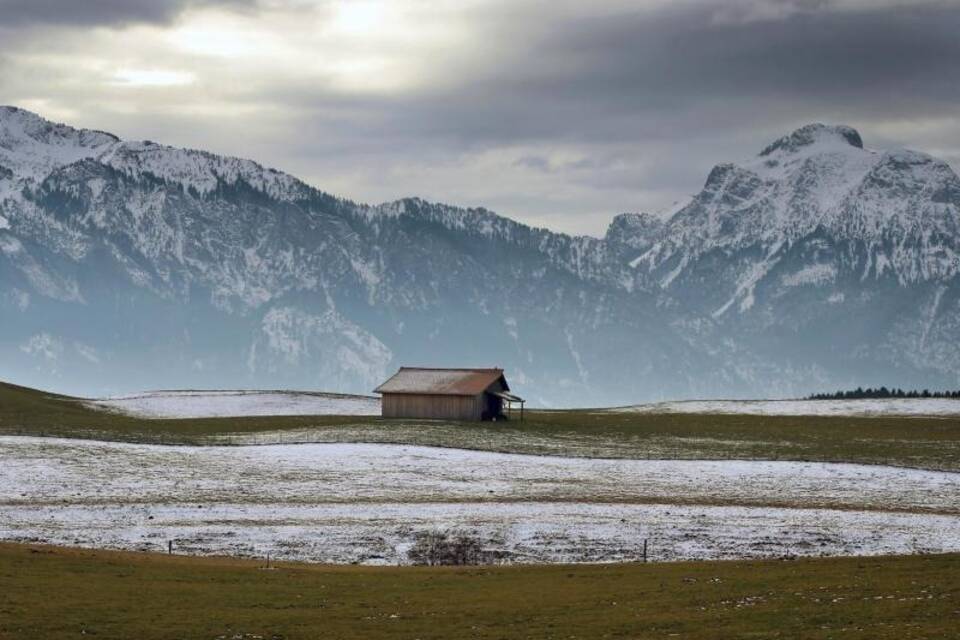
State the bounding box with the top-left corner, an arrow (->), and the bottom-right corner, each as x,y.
249,1 -> 960,159
412,2 -> 960,143
0,0 -> 257,28
1,0 -> 959,236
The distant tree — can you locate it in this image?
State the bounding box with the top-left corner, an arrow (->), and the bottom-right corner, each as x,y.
806,387 -> 960,401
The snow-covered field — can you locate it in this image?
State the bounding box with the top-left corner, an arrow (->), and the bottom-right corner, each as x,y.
611,398 -> 960,417
2,436 -> 958,564
7,502 -> 957,566
85,390 -> 960,419
87,390 -> 381,418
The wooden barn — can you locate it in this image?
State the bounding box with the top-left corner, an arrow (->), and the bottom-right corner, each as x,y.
373,367 -> 525,421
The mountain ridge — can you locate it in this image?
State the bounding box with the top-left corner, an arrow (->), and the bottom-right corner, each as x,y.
2,106 -> 958,403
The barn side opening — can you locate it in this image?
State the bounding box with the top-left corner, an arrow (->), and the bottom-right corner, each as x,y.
490,390 -> 525,421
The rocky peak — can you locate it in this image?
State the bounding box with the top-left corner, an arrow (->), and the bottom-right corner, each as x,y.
605,213 -> 665,251
759,123 -> 863,157
0,106 -> 119,183
0,106 -> 118,151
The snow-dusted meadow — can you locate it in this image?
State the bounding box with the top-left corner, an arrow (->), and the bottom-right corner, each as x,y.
85,390 -> 960,419
9,388 -> 960,564
2,436 -> 958,564
87,390 -> 380,418
610,397 -> 960,417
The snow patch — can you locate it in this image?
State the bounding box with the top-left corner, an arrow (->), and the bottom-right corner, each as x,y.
713,257 -> 779,317
249,307 -> 392,392
2,437 -> 959,564
565,329 -> 588,383
89,390 -> 380,418
657,196 -> 693,219
611,398 -> 960,417
920,286 -> 947,348
782,263 -> 837,287
0,235 -> 85,303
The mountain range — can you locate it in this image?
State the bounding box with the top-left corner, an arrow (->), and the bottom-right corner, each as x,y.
2,106 -> 958,405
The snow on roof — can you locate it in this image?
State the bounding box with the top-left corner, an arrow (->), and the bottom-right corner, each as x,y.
374,367 -> 509,396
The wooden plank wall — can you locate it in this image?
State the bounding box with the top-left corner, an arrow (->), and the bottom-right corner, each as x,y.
381,393 -> 483,420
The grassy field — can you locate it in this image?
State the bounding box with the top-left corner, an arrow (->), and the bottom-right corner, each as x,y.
1,543 -> 958,639
4,384 -> 959,636
3,380 -> 960,470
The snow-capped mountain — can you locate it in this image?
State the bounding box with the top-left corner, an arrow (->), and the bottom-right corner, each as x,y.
0,106 -> 734,404
1,107 -> 958,402
621,123 -> 960,390
634,124 -> 959,293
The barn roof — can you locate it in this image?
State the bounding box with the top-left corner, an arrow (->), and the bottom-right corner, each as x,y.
373,367 -> 509,396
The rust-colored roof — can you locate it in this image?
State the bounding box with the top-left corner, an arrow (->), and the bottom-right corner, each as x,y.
374,367 -> 508,396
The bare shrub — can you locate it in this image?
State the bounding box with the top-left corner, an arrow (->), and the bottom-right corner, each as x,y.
407,530 -> 496,566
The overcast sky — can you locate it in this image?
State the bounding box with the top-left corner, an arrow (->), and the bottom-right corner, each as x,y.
2,0 -> 959,236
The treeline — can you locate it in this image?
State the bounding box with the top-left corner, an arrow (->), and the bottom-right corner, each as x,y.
808,387 -> 960,400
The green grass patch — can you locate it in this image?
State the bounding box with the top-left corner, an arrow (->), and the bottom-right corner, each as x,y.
3,380 -> 960,470
1,543 -> 958,639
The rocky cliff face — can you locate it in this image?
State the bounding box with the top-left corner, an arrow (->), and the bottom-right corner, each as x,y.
2,108 -> 958,402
